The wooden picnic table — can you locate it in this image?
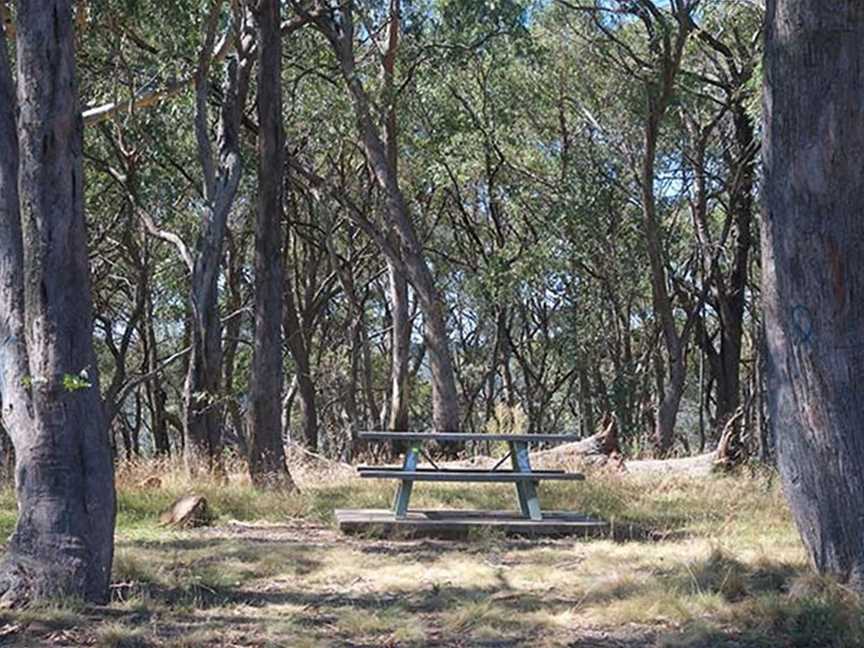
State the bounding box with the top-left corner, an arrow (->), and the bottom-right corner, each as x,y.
357,431 -> 584,521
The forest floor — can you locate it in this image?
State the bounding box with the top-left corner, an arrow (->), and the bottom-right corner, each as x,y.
0,458 -> 861,647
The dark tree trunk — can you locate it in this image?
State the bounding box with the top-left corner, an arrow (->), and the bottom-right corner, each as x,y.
184,273 -> 225,472
763,0 -> 864,591
222,234 -> 247,456
577,363 -> 595,437
0,1 -> 115,605
0,424 -> 13,484
720,102 -> 756,418
247,0 -> 293,490
701,101 -> 757,430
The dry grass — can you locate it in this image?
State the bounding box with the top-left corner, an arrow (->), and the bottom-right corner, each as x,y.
0,457 -> 861,647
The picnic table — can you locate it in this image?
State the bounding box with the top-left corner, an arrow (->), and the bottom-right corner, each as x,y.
357,431 -> 584,521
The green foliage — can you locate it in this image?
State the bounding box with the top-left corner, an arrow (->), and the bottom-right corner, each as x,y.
63,371 -> 93,392
71,0 -> 765,457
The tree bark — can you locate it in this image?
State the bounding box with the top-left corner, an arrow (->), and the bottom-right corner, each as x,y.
382,0 -> 411,433
142,289 -> 170,456
763,0 -> 864,592
283,271 -> 318,450
184,7 -> 251,474
222,233 -> 247,456
387,263 -> 411,431
0,1 -> 116,605
715,102 -> 756,425
0,425 -> 13,484
246,0 -> 294,490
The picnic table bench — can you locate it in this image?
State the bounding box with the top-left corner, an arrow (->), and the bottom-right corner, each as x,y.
357,431 -> 584,521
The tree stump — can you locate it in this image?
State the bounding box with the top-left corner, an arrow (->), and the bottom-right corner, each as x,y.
159,495 -> 211,528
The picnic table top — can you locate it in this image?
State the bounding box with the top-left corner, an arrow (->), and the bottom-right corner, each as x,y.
358,431 -> 581,444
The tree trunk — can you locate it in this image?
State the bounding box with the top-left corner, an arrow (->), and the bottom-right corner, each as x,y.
247,0 -> 293,490
221,234 -> 246,455
382,2 -> 411,434
184,275 -> 224,472
711,101 -> 756,428
318,13 -> 461,433
143,290 -> 170,456
183,15 -> 250,473
637,10 -> 693,455
387,262 -> 411,431
0,1 -> 115,605
283,279 -> 318,450
0,425 -> 14,484
763,0 -> 864,592
577,359 -> 595,438
655,350 -> 687,454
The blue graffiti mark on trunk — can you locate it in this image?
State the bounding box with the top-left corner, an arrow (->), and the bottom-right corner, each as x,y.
792,305 -> 815,345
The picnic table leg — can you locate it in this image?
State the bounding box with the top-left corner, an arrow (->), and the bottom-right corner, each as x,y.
393,444 -> 419,518
510,441 -> 542,521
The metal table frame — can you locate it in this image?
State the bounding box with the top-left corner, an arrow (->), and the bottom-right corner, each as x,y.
358,431 -> 582,521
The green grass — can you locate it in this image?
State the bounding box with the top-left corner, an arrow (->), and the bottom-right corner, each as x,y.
0,462 -> 860,646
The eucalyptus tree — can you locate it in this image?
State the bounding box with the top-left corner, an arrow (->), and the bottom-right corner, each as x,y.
183,1 -> 255,473
559,0 -> 704,452
381,0 -> 412,434
294,0 -> 463,434
246,0 -> 294,488
0,0 -> 115,604
685,2 -> 762,433
763,0 -> 864,592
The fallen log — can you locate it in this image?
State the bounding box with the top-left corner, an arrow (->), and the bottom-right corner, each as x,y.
622,407 -> 748,477
160,494 -> 212,528
622,451 -> 718,477
537,414 -> 619,457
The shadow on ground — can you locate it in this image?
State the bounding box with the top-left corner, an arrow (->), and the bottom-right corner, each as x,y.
0,513 -> 856,648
